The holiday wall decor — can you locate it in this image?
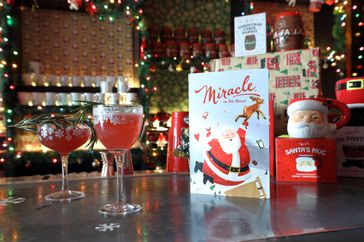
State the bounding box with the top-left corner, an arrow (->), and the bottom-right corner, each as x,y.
143,0 -> 232,114
189,69 -> 270,199
21,9 -> 135,84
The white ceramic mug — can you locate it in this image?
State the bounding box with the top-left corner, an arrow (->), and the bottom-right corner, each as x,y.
287,98 -> 351,138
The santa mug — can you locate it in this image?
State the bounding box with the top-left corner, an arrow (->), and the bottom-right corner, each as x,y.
287,98 -> 351,138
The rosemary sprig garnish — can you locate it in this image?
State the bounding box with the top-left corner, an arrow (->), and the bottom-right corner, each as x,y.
10,101 -> 102,150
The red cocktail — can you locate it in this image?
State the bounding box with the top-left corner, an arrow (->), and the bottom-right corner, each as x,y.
94,113 -> 143,151
38,125 -> 90,154
93,104 -> 143,216
37,124 -> 91,202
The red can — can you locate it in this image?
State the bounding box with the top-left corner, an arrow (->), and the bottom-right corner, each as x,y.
188,27 -> 199,43
273,11 -> 305,52
166,112 -> 189,172
218,43 -> 230,58
152,41 -> 163,58
165,41 -> 178,58
179,42 -> 191,59
174,26 -> 187,43
161,26 -> 173,43
192,43 -> 203,58
214,28 -> 226,44
205,43 -> 218,59
201,28 -> 213,44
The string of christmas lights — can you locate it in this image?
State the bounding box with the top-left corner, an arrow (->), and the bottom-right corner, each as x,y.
0,0 -> 17,161
322,0 -> 347,77
351,0 -> 363,77
322,0 -> 362,78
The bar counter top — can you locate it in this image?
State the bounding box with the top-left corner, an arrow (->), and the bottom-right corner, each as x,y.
1,173 -> 364,241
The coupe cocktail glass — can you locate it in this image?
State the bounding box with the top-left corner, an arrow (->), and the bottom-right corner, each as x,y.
37,124 -> 91,202
93,104 -> 143,216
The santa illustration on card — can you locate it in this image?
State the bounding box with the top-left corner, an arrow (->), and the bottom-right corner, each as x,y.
194,122 -> 252,186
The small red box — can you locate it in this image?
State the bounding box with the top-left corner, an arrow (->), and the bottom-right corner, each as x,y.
275,137 -> 337,183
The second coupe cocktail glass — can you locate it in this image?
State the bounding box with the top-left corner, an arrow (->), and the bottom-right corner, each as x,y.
93,104 -> 143,216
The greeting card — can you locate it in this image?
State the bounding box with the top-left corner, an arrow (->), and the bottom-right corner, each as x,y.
188,69 -> 270,199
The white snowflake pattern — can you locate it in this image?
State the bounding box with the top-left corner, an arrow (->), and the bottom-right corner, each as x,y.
95,223 -> 121,232
55,129 -> 64,139
47,127 -> 54,136
40,128 -> 48,138
46,127 -> 54,140
94,108 -> 132,125
72,127 -> 82,137
65,128 -> 72,141
0,197 -> 26,206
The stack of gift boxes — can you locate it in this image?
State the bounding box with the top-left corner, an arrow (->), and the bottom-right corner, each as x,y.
208,11 -> 364,184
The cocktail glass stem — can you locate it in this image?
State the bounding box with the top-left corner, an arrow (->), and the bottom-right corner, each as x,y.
45,153 -> 84,202
61,154 -> 69,192
98,150 -> 141,216
114,151 -> 126,203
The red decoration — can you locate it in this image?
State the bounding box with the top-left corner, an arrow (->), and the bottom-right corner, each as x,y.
68,0 -> 82,10
309,0 -> 324,12
140,37 -> 147,59
6,0 -> 15,5
85,3 -> 97,15
149,64 -> 157,72
325,0 -> 335,6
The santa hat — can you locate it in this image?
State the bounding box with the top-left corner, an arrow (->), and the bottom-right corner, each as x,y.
287,98 -> 329,116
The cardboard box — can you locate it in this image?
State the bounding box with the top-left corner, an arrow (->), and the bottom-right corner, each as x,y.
336,126 -> 364,177
210,48 -> 321,135
275,137 -> 336,183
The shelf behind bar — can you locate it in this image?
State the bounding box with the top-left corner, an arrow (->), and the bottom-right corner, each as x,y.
16,85 -> 101,93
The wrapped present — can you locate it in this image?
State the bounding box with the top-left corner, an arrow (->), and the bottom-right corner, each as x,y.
210,48 -> 321,135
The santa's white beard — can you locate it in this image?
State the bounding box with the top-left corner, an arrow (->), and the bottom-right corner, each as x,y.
288,120 -> 329,138
218,135 -> 241,154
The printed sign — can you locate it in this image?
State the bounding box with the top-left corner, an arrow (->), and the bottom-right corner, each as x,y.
188,69 -> 270,199
234,13 -> 267,57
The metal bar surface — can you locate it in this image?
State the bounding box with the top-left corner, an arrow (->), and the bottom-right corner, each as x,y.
1,174 -> 364,241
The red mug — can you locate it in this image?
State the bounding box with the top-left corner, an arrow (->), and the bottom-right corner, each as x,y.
166,112 -> 189,172
287,97 -> 351,138
335,77 -> 364,107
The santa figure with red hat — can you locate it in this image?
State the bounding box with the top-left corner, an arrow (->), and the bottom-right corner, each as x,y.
194,125 -> 252,186
287,98 -> 336,139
